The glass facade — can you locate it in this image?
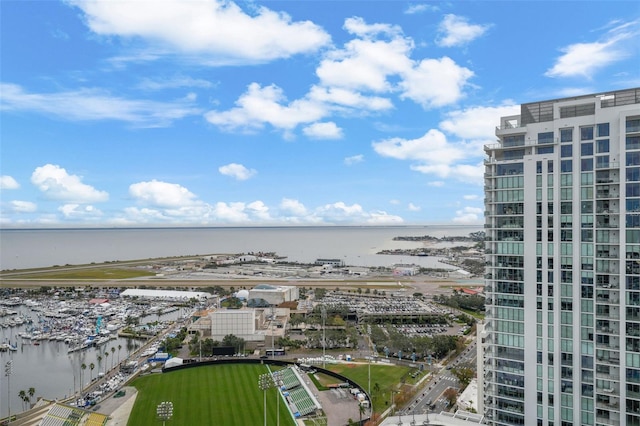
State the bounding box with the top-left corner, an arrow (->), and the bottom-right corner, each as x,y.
484,88 -> 640,426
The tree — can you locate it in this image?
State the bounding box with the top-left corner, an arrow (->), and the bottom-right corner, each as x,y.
18,390 -> 27,411
452,366 -> 475,389
81,363 -> 87,389
359,402 -> 366,423
118,344 -> 122,364
28,387 -> 35,401
89,363 -> 95,383
97,355 -> 102,373
104,352 -> 109,373
443,388 -> 458,408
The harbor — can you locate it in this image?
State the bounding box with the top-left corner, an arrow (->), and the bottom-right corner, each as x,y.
0,292 -> 191,419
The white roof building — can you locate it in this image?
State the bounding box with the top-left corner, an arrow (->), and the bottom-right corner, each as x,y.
120,289 -> 212,300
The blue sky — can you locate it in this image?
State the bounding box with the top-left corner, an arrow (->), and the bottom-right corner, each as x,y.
1,1 -> 639,227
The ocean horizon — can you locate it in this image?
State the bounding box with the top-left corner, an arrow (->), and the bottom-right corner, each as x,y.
1,225 -> 481,271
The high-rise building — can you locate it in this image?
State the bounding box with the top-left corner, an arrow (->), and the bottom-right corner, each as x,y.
483,88 -> 640,426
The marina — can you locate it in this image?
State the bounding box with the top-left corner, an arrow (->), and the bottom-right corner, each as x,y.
0,292 -> 190,419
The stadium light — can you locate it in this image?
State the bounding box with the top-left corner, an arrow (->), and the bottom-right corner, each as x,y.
156,401 -> 173,426
258,373 -> 275,426
5,361 -> 12,422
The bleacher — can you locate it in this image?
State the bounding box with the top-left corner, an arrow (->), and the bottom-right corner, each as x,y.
38,404 -> 84,426
287,387 -> 318,416
278,368 -> 301,390
84,412 -> 108,426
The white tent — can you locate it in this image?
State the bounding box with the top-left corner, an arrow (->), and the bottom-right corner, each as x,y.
164,357 -> 183,369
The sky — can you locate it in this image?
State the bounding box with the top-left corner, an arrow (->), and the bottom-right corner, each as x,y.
1,1 -> 639,228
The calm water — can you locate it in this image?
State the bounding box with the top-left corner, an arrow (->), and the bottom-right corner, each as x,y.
0,225 -> 480,271
0,308 -> 182,419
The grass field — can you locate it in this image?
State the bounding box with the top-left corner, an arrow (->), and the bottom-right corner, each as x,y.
16,268 -> 156,280
127,364 -> 295,426
321,363 -> 413,412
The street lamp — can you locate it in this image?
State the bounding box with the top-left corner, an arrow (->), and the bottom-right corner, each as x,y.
156,401 -> 173,426
321,305 -> 326,368
5,361 -> 12,423
258,373 -> 274,426
271,371 -> 283,426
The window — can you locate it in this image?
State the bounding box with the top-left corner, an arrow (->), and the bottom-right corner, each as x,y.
504,135 -> 525,147
581,143 -> 593,156
627,118 -> 640,133
539,146 -> 554,154
597,123 -> 610,137
561,128 -> 573,143
628,136 -> 640,150
581,126 -> 594,141
628,152 -> 640,167
581,158 -> 593,171
561,145 -> 573,157
596,139 -> 609,153
539,132 -> 554,144
561,160 -> 572,173
596,156 -> 609,169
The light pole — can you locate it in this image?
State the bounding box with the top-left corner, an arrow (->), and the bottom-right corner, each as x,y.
156,401 -> 173,426
5,361 -> 12,423
271,371 -> 283,426
259,373 -> 274,426
321,305 -> 326,368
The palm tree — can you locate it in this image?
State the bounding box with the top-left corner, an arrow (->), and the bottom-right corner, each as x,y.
104,352 -> 109,373
89,363 -> 95,382
111,347 -> 116,368
359,402 -> 366,423
81,363 -> 87,389
118,344 -> 122,364
18,390 -> 27,411
97,355 -> 102,375
27,387 -> 35,408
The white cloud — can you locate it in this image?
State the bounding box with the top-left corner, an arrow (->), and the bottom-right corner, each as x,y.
439,103 -> 520,140
31,164 -> 108,203
280,198 -> 308,216
302,122 -> 343,139
137,76 -> 215,91
206,17 -> 474,135
59,204 -> 103,220
0,175 -> 20,190
1,83 -> 201,127
366,211 -> 404,224
399,57 -> 474,108
211,201 -> 250,222
218,163 -> 257,181
405,4 -> 439,14
344,154 -> 364,165
9,200 -> 37,213
308,86 -> 393,111
436,14 -> 490,47
373,129 -> 465,163
427,181 -> 445,187
205,83 -> 326,131
69,0 -> 330,65
246,201 -> 271,221
129,180 -> 198,208
545,20 -> 638,78
408,202 -> 421,211
452,206 -> 483,224
463,194 -> 480,200
316,20 -> 413,93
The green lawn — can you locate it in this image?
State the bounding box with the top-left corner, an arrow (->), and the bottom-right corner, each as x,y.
127,364 -> 295,426
17,268 -> 155,279
324,363 -> 413,412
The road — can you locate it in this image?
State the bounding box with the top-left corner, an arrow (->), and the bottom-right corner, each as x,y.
397,337 -> 478,417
